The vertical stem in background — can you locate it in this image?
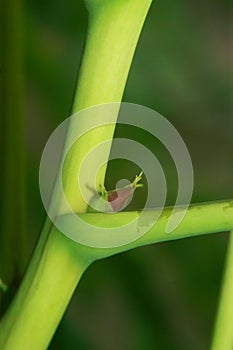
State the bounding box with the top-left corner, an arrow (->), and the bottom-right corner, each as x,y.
0,0 -> 26,298
211,231 -> 233,350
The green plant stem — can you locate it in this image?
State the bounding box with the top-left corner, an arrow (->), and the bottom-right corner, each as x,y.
0,200 -> 232,349
58,199 -> 233,261
0,1 -> 153,348
72,0 -> 152,111
0,0 -> 26,288
211,230 -> 233,350
0,228 -> 90,350
62,0 -> 153,213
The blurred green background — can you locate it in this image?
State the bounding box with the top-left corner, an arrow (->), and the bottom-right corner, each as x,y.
1,0 -> 233,349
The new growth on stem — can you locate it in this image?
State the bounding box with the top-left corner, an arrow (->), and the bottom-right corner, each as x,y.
88,172 -> 144,213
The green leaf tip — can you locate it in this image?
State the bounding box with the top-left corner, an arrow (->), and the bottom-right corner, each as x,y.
131,171 -> 144,189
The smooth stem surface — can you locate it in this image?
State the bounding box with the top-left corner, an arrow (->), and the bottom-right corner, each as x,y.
0,0 -> 26,288
62,0 -> 153,213
0,200 -> 232,349
54,199 -> 233,261
73,0 -> 152,111
0,1 -> 153,348
211,231 -> 233,350
0,228 -> 90,350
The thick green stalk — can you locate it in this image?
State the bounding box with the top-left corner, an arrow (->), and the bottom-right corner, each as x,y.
0,1 -> 153,348
211,231 -> 233,350
62,0 -> 153,214
56,199 -> 233,261
0,200 -> 232,349
0,229 -> 90,350
0,0 -> 26,289
73,0 -> 151,111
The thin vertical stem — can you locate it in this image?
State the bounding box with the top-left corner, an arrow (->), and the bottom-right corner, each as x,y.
211,231 -> 233,350
0,0 -> 26,292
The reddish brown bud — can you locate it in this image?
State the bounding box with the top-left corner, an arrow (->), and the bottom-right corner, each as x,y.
107,186 -> 134,212
107,172 -> 143,212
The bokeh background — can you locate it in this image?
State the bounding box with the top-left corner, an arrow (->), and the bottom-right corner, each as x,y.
1,0 -> 233,349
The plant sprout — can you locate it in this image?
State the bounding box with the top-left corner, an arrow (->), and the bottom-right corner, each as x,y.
88,171 -> 143,212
